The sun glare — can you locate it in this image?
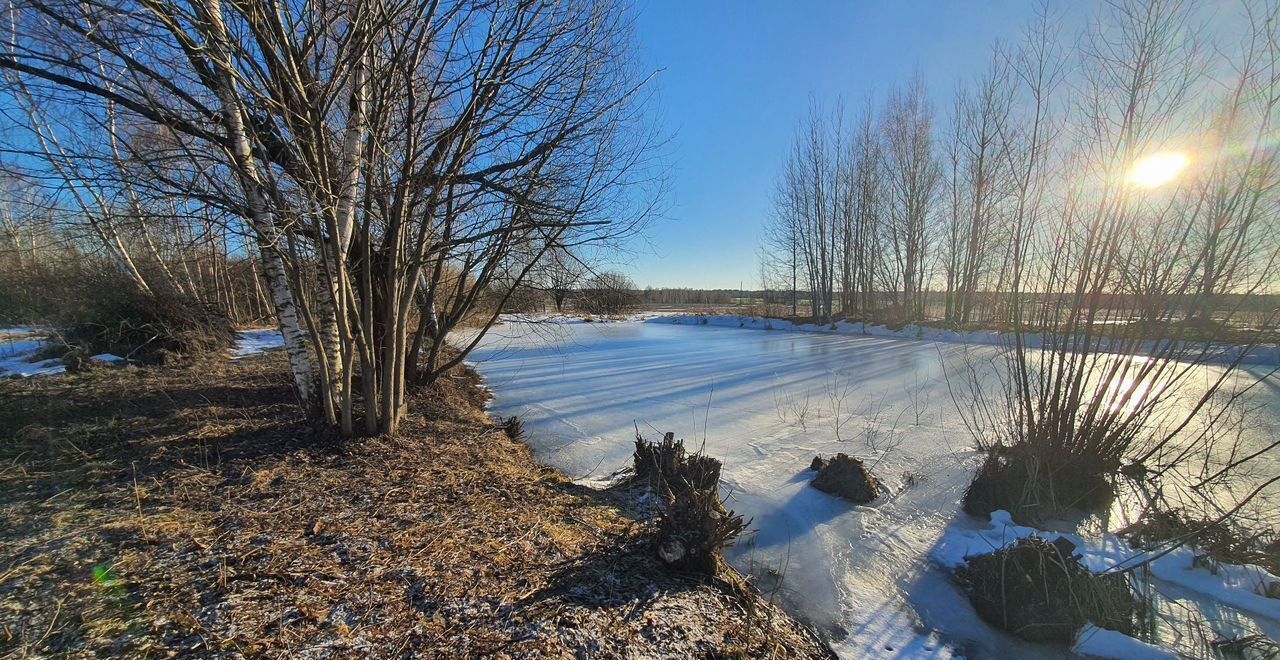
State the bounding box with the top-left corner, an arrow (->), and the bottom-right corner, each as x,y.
1127,152 -> 1191,188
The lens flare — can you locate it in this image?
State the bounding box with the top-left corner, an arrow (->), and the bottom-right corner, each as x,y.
1127,152 -> 1191,188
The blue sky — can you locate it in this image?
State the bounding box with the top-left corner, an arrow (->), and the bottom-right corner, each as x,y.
620,1 -> 1084,289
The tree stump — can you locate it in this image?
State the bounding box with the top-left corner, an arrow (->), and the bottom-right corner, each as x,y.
631,431 -> 747,576
811,453 -> 881,503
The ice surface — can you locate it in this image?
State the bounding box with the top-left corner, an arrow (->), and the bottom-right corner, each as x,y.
655,314 -> 1280,366
466,318 -> 1280,658
467,320 -> 1032,656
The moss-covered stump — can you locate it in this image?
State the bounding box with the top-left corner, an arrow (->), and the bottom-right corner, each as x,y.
811,453 -> 881,504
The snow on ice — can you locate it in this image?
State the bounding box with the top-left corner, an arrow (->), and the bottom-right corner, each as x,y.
657,313 -> 1280,366
1073,625 -> 1178,660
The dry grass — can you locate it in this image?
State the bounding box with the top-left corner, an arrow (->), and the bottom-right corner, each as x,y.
0,353 -> 833,658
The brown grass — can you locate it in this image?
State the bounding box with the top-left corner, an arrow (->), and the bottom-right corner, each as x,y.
0,353 -> 833,658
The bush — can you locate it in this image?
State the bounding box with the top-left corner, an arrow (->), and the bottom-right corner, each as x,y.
629,431 -> 720,493
53,285 -> 235,364
1126,509 -> 1280,575
956,537 -> 1143,642
962,443 -> 1115,523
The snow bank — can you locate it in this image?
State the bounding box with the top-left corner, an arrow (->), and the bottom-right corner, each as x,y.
649,314 -> 1280,366
1073,624 -> 1178,659
495,311 -> 667,325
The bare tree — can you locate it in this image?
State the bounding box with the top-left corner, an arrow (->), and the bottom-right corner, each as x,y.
536,246 -> 587,313
954,0 -> 1280,525
942,54 -> 1014,325
881,77 -> 940,321
578,270 -> 639,316
1,0 -> 659,435
842,100 -> 883,317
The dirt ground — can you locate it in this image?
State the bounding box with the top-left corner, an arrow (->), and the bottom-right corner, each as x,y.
0,352 -> 834,658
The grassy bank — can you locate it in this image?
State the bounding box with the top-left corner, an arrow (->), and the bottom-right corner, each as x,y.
0,353 -> 832,658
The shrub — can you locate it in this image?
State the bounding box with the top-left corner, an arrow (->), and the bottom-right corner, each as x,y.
962,443 -> 1115,523
1126,509 -> 1280,575
576,271 -> 639,316
956,536 -> 1143,642
53,285 -> 235,364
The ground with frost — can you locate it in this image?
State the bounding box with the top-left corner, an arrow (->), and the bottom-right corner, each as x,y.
467,315 -> 1280,658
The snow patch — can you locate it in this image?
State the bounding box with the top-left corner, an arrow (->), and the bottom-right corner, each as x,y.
231,328 -> 285,358
1073,624 -> 1178,659
2,326 -> 288,374
0,330 -> 65,378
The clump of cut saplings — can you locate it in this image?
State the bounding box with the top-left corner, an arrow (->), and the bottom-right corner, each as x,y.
808,453 -> 881,504
956,536 -> 1143,643
626,432 -> 747,576
498,415 -> 524,441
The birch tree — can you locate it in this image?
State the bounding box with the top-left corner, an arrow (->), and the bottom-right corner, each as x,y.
1,0 -> 659,435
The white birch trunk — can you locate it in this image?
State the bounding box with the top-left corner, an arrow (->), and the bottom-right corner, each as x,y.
201,0 -> 315,407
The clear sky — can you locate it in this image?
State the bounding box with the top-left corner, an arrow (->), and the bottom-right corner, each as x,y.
621,1 -> 1086,289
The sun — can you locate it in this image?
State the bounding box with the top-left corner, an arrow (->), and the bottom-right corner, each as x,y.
1127,152 -> 1191,188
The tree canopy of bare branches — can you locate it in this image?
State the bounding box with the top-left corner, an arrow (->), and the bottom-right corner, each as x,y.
1,0 -> 661,435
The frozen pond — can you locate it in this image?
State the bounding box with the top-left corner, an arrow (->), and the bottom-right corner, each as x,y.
468,318 -> 1280,658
